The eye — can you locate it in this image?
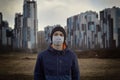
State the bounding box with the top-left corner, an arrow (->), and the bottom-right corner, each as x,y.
60,34 -> 64,36
54,33 -> 58,36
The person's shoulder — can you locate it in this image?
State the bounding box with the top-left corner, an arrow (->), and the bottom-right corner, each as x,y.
37,49 -> 49,58
66,48 -> 76,55
66,48 -> 78,58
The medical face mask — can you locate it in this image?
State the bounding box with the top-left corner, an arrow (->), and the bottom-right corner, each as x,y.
52,35 -> 64,46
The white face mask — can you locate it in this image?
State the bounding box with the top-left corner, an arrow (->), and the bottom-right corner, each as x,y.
52,35 -> 64,46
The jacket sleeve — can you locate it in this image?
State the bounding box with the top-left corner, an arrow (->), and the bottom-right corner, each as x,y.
34,53 -> 45,80
71,53 -> 80,80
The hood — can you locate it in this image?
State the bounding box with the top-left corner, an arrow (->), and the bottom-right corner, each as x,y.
47,43 -> 69,55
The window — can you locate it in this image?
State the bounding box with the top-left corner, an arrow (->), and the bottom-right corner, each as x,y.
27,27 -> 30,41
96,25 -> 101,32
82,24 -> 86,31
82,24 -> 84,31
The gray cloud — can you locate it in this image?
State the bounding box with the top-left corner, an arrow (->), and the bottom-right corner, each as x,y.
37,0 -> 93,30
89,0 -> 120,11
0,0 -> 23,28
0,0 -> 120,30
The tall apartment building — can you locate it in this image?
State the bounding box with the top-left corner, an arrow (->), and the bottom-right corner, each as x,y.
67,11 -> 102,50
6,27 -> 12,47
44,25 -> 54,44
37,31 -> 47,50
2,21 -> 12,47
0,12 -> 12,50
67,14 -> 79,49
13,13 -> 23,48
22,0 -> 38,50
2,21 -> 8,46
100,6 -> 120,48
0,12 -> 2,48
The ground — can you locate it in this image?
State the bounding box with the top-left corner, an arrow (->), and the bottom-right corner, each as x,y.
0,53 -> 120,80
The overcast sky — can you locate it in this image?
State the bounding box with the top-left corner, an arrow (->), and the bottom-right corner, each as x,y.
0,0 -> 120,31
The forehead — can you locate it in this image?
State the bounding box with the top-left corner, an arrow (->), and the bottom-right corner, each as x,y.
53,31 -> 63,34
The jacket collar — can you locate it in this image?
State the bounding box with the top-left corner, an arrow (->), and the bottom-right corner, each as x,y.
47,45 -> 69,55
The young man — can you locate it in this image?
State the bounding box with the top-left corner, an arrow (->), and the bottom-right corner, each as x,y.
34,25 -> 80,80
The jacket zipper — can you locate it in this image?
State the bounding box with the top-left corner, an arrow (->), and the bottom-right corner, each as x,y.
57,54 -> 59,78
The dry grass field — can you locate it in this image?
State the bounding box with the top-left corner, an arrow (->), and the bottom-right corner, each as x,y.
0,53 -> 120,80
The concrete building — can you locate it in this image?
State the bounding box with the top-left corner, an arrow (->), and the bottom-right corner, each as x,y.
0,12 -> 3,48
2,21 -> 12,47
2,21 -> 9,46
44,25 -> 54,44
0,12 -> 13,50
100,6 -> 120,48
37,31 -> 47,51
6,27 -> 12,47
22,0 -> 38,50
67,11 -> 102,50
64,26 -> 68,44
13,13 -> 23,48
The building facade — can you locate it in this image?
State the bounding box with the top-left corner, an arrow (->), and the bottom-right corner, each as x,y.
0,12 -> 2,48
67,11 -> 102,50
2,21 -> 12,47
22,0 -> 38,50
100,6 -> 120,48
13,13 -> 23,48
0,12 -> 13,50
37,31 -> 47,50
2,21 -> 9,46
44,25 -> 54,44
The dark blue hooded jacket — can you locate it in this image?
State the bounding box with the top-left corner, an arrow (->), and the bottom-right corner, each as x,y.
34,46 -> 80,80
